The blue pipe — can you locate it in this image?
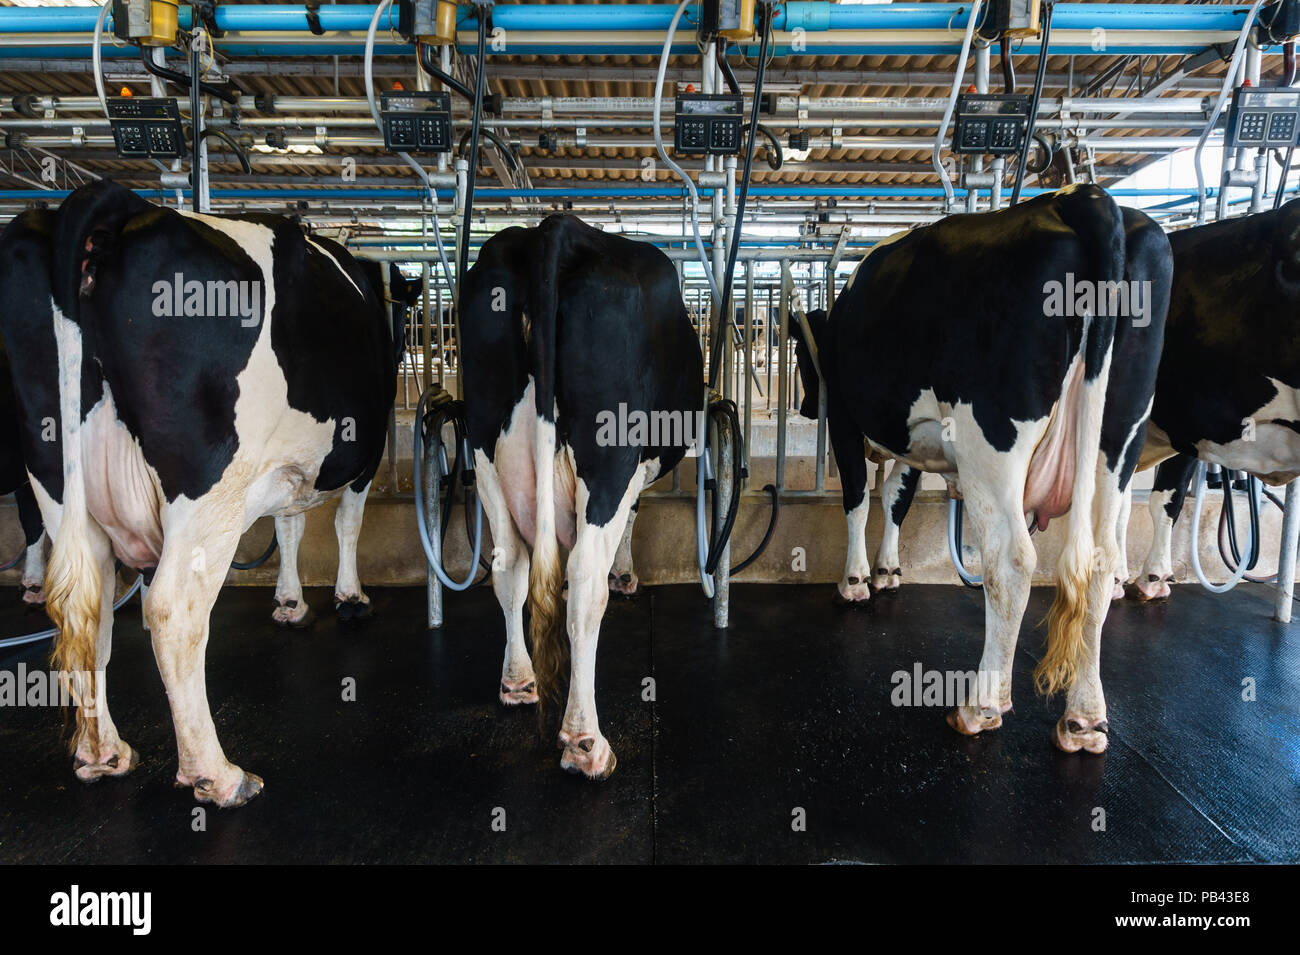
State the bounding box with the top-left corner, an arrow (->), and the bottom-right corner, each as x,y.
0,4 -> 1258,35
0,186 -> 1262,203
0,41 -> 1226,59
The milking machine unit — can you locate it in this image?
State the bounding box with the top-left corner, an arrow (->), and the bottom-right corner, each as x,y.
92,1 -> 247,214
370,0 -> 492,627
654,0 -> 778,625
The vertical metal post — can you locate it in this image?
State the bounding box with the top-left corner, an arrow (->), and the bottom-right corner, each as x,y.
765,284 -> 774,408
775,263 -> 790,492
713,407 -> 733,629
743,260 -> 754,477
424,421 -> 444,629
1275,480 -> 1300,623
382,263 -> 400,494
434,278 -> 443,387
972,42 -> 990,213
186,36 -> 210,214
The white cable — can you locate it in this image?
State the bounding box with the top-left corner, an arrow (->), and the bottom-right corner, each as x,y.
653,0 -> 723,308
93,0 -> 111,119
1195,0 -> 1267,225
1189,462 -> 1255,594
0,575 -> 143,651
365,0 -> 456,301
932,0 -> 983,210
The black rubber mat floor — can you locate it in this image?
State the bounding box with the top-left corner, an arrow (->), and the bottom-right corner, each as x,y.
0,582 -> 1295,864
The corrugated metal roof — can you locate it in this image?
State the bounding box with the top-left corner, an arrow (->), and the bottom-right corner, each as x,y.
0,1 -> 1250,202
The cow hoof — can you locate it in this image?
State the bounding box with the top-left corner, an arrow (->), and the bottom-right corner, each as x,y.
187,769 -> 264,808
835,576 -> 872,604
558,732 -> 616,780
498,678 -> 539,706
73,742 -> 139,783
872,567 -> 903,592
1129,574 -> 1172,602
334,594 -> 373,622
607,572 -> 640,598
1052,716 -> 1109,754
272,598 -> 314,629
946,701 -> 1011,736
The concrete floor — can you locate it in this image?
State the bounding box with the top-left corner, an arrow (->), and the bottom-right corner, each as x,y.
0,582 -> 1296,864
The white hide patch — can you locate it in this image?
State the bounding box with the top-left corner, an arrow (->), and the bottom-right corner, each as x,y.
1193,376 -> 1300,483
72,213 -> 342,565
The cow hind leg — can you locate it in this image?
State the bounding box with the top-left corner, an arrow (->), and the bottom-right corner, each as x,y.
272,512 -> 313,627
558,469 -> 646,779
830,418 -> 871,603
1053,463 -> 1123,754
72,529 -> 138,782
474,450 -> 537,705
1134,454 -> 1196,601
21,530 -> 46,608
333,483 -> 372,621
607,500 -> 640,597
946,477 -> 1035,736
873,463 -> 919,591
1112,484 -> 1132,600
147,506 -> 262,808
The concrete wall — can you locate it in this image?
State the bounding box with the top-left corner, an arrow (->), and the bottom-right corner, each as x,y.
0,450 -> 1280,592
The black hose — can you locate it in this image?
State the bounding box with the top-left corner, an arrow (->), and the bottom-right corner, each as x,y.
424,401 -> 493,585
417,42 -> 477,103
1276,145 -> 1295,210
1026,132 -> 1054,174
189,41 -> 203,201
1220,473 -> 1261,572
730,484 -> 779,575
1010,1 -> 1054,205
455,127 -> 520,176
200,127 -> 252,173
457,10 -> 489,290
710,5 -> 772,389
716,40 -> 742,95
230,527 -> 279,570
704,398 -> 746,576
746,122 -> 784,170
139,46 -> 238,104
1000,35 -> 1016,92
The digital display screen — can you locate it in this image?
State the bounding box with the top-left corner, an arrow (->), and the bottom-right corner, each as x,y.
1242,90 -> 1300,109
677,97 -> 742,115
964,99 -> 1024,116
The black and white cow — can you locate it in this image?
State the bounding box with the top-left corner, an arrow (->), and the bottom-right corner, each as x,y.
857,201 -> 1300,602
0,180 -> 400,807
459,214 -> 702,778
789,185 -> 1172,753
827,204 -> 1173,602
264,259 -> 419,625
1131,201 -> 1300,598
0,326 -> 47,607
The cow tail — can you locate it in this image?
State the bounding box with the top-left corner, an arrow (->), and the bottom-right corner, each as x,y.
527,218 -> 567,708
46,310 -> 102,751
1037,191 -> 1123,696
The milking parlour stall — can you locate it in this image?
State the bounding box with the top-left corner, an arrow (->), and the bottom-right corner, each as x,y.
0,0 -> 1295,936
